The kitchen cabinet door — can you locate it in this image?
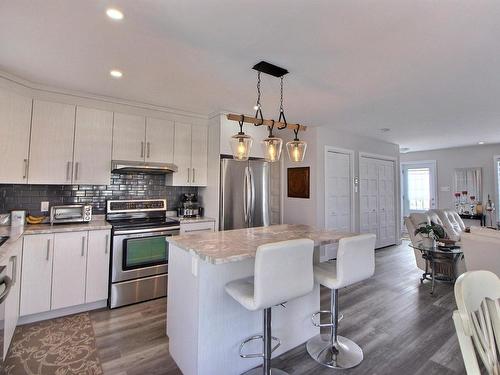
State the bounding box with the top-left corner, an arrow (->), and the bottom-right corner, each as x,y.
73,107 -> 113,185
146,117 -> 174,164
172,122 -> 192,186
51,232 -> 87,310
28,100 -> 76,184
4,240 -> 22,358
190,125 -> 208,186
20,234 -> 54,316
112,112 -> 146,162
85,230 -> 110,303
0,88 -> 32,184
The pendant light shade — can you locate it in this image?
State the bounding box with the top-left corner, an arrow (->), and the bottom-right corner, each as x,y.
261,136 -> 283,162
286,126 -> 307,162
230,117 -> 253,161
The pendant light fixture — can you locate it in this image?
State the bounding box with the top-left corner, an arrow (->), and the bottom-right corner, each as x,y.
286,125 -> 307,162
261,120 -> 283,162
230,115 -> 253,161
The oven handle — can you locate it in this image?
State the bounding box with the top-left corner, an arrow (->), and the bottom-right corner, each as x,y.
113,226 -> 180,235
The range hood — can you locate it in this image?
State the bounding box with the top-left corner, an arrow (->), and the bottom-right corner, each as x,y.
111,160 -> 178,174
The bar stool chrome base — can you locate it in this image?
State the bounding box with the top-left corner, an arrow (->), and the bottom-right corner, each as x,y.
306,333 -> 363,369
244,367 -> 289,375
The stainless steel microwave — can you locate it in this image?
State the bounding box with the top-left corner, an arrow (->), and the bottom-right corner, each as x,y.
50,205 -> 92,224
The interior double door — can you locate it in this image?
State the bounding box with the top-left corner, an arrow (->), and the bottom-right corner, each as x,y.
359,156 -> 396,248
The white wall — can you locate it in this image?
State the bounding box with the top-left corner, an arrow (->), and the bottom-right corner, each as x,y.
282,125 -> 400,235
400,144 -> 500,212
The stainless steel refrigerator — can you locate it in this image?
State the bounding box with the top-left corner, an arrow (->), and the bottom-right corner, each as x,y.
220,158 -> 271,230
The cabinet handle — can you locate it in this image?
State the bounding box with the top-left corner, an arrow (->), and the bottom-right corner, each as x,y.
66,161 -> 71,181
187,168 -> 190,183
23,159 -> 28,179
81,236 -> 86,257
74,162 -> 79,181
192,168 -> 195,183
184,228 -> 211,233
147,142 -> 151,158
140,141 -> 144,158
9,255 -> 17,285
46,239 -> 50,261
105,234 -> 109,254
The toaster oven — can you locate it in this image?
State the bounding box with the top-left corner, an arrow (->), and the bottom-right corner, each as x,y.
50,205 -> 92,224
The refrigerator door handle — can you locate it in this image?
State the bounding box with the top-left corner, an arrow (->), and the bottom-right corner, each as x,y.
249,167 -> 256,226
243,167 -> 250,223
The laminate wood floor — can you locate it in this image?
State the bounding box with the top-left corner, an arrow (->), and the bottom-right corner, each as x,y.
90,241 -> 465,375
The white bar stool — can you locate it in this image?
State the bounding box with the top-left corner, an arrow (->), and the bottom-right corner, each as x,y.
306,233 -> 376,369
225,239 -> 315,375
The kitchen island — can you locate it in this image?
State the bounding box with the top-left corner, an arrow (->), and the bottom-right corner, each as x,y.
166,224 -> 355,375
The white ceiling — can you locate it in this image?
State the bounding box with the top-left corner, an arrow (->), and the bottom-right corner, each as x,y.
1,0 -> 500,152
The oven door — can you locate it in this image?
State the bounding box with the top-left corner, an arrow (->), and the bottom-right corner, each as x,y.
111,227 -> 179,283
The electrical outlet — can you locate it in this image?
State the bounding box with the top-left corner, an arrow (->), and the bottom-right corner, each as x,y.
40,201 -> 49,212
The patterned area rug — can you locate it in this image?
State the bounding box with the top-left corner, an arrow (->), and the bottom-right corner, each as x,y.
4,313 -> 103,375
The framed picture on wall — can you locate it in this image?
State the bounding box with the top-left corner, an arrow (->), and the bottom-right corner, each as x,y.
287,167 -> 310,198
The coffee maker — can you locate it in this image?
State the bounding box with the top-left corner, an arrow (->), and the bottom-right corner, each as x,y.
177,193 -> 203,217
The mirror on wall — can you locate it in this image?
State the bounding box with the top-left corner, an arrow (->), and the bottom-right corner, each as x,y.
454,167 -> 482,201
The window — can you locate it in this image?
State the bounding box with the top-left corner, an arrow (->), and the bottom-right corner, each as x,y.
407,168 -> 431,211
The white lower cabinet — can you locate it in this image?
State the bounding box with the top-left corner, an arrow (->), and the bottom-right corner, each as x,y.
20,234 -> 54,316
85,230 -> 110,303
52,232 -> 88,310
20,229 -> 111,317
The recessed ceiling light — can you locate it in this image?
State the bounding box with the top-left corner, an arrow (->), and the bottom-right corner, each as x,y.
106,8 -> 124,20
380,128 -> 391,133
110,70 -> 123,78
400,147 -> 410,153
478,141 -> 485,145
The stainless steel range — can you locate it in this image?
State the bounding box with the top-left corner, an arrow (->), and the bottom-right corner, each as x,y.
106,199 -> 179,309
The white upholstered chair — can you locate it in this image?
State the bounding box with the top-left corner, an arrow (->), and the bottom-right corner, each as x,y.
430,209 -> 466,241
225,239 -> 314,375
306,234 -> 376,369
461,232 -> 500,277
453,271 -> 500,375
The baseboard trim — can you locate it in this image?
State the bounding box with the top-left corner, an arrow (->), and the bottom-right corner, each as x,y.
18,300 -> 107,325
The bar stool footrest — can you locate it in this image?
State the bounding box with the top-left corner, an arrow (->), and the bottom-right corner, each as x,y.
311,310 -> 343,327
239,334 -> 281,358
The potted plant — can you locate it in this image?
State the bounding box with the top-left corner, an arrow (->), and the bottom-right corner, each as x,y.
414,222 -> 445,248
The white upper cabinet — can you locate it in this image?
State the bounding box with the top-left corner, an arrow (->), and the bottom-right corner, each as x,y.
112,112 -> 146,162
172,122 -> 208,186
85,230 -> 111,303
51,231 -> 88,310
191,125 -> 208,186
28,100 -> 76,184
0,88 -> 32,184
73,107 -> 113,185
172,122 -> 192,186
146,117 -> 174,163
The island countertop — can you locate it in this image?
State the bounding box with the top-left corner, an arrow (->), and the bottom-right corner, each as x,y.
167,224 -> 356,264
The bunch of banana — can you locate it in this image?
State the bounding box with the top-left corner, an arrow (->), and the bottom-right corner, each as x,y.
26,215 -> 45,225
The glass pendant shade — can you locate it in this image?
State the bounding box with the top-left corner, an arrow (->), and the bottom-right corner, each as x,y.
286,140 -> 307,162
230,133 -> 253,161
261,136 -> 283,162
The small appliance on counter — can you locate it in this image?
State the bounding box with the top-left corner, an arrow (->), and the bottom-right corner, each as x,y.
50,205 -> 92,225
177,193 -> 203,218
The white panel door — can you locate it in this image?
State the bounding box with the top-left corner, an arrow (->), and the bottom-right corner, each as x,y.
378,159 -> 396,247
0,88 -> 32,183
191,125 -> 208,186
4,239 -> 22,357
112,112 -> 146,162
52,232 -> 87,310
172,122 -> 192,186
20,234 -> 54,316
359,157 -> 380,241
85,230 -> 111,303
146,117 -> 174,163
325,150 -> 352,232
28,100 -> 76,184
73,107 -> 113,185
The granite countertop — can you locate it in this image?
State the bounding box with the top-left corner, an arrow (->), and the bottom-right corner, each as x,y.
179,216 -> 216,224
0,219 -> 111,264
168,224 -> 356,265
